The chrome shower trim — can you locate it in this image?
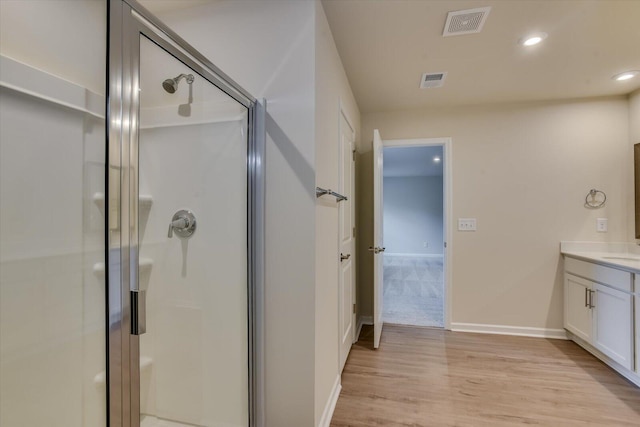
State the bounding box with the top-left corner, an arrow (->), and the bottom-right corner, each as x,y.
162,73 -> 194,94
123,0 -> 256,106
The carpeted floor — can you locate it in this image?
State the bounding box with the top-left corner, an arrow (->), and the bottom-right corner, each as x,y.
383,255 -> 444,327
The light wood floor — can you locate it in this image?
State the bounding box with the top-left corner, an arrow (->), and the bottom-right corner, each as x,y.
330,325 -> 640,426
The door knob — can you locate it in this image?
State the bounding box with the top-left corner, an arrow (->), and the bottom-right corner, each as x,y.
340,253 -> 351,261
368,246 -> 386,254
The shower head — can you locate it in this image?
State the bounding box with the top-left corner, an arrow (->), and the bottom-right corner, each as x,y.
162,73 -> 194,94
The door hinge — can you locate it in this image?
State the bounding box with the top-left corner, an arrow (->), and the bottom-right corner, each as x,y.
353,303 -> 356,314
444,241 -> 447,248
352,149 -> 356,161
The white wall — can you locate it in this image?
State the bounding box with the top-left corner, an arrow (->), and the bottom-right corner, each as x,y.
314,2 -> 361,425
0,0 -> 106,95
360,96 -> 631,331
383,176 -> 443,255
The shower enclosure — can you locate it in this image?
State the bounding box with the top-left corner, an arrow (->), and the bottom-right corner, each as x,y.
0,1 -> 263,426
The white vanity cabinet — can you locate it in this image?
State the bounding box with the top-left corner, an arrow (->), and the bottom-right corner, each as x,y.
564,274 -> 593,342
592,282 -> 633,369
564,257 -> 634,372
636,275 -> 640,375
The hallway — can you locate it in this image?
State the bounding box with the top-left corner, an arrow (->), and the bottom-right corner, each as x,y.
383,256 -> 444,327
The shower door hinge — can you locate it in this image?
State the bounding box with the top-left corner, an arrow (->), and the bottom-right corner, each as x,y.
353,303 -> 356,314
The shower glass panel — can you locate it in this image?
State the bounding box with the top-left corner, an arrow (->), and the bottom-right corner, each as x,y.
136,36 -> 249,426
0,1 -> 106,426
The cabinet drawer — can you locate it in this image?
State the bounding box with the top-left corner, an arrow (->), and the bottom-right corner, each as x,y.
565,257 -> 632,292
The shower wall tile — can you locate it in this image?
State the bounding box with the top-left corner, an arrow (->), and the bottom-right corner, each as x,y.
0,254 -> 84,427
0,88 -> 105,426
156,304 -> 203,424
138,120 -> 248,425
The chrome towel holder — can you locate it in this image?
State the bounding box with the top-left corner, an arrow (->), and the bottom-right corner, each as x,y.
585,188 -> 606,208
316,187 -> 347,202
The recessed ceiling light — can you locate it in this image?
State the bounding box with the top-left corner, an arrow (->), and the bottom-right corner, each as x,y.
519,33 -> 547,47
612,70 -> 640,81
433,156 -> 441,163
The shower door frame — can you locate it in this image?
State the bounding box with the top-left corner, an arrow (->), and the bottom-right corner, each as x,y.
107,1 -> 265,426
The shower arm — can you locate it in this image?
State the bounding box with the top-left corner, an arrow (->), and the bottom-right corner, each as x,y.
176,73 -> 194,85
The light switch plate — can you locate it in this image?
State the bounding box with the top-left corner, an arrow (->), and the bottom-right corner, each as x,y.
596,218 -> 608,232
458,218 -> 477,231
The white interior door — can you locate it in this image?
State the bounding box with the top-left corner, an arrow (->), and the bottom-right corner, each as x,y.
339,113 -> 355,371
372,129 -> 384,349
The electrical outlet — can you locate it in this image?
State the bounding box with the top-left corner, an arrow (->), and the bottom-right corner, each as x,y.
458,218 -> 477,231
596,218 -> 608,232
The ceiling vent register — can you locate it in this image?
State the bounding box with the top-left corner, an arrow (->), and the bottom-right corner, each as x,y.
443,7 -> 491,37
420,72 -> 447,89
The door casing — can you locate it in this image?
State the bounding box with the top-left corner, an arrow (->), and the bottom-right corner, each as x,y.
373,136 -> 453,337
338,103 -> 356,371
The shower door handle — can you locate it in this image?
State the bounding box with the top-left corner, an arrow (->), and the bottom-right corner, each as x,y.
131,290 -> 146,335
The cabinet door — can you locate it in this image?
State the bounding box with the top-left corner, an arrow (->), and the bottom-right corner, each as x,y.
593,283 -> 633,370
564,274 -> 592,342
636,293 -> 639,374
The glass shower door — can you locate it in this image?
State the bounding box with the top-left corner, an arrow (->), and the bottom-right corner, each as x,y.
0,2 -> 106,426
135,36 -> 249,427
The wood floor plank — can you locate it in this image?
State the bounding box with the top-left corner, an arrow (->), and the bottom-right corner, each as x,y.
330,325 -> 640,426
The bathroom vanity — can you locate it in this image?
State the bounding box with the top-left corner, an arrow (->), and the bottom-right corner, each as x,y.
561,242 -> 640,387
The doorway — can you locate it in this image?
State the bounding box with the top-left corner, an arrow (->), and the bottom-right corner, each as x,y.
338,108 -> 356,372
382,145 -> 444,327
371,134 -> 452,342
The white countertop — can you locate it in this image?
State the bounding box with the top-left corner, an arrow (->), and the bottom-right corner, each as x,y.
561,241 -> 640,274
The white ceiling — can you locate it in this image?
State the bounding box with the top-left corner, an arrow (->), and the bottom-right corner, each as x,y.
384,146 -> 443,178
322,0 -> 640,113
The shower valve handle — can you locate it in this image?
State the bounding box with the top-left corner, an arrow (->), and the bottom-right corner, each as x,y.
168,210 -> 197,239
168,218 -> 189,237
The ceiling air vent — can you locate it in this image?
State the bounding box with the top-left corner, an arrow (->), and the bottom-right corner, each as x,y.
420,72 -> 447,89
442,7 -> 491,37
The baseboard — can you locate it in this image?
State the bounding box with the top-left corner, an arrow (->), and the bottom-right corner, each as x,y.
318,375 -> 342,427
451,322 -> 568,340
356,315 -> 373,342
384,253 -> 444,258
